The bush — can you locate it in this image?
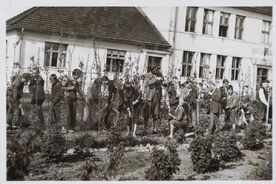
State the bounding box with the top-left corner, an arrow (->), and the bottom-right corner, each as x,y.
105,142 -> 126,179
7,108 -> 42,180
145,145 -> 181,180
189,136 -> 220,173
212,131 -> 243,162
41,124 -> 67,163
242,120 -> 266,150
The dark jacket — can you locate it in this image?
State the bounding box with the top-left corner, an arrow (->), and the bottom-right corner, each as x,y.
29,75 -> 46,105
210,87 -> 223,113
88,78 -> 102,104
51,80 -> 64,105
12,76 -> 25,100
144,72 -> 164,101
64,79 -> 79,100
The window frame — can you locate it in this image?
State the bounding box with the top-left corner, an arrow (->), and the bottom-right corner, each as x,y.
202,9 -> 214,35
105,49 -> 126,73
181,51 -> 194,77
215,55 -> 226,79
231,57 -> 241,80
44,42 -> 68,68
262,20 -> 271,44
219,12 -> 230,37
235,15 -> 245,40
185,7 -> 198,32
199,53 -> 211,78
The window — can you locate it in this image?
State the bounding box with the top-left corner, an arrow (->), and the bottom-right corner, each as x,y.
182,51 -> 194,77
231,57 -> 241,80
216,55 -> 226,79
105,49 -> 126,73
185,7 -> 198,32
147,56 -> 162,72
199,53 -> 211,78
219,12 -> 230,37
262,20 -> 271,44
203,9 -> 214,35
235,16 -> 245,39
44,42 -> 68,67
257,67 -> 268,84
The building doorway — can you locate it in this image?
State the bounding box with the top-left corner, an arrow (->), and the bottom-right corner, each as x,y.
147,56 -> 162,72
256,67 -> 268,90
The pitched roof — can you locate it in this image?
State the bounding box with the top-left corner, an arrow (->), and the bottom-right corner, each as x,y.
7,7 -> 171,50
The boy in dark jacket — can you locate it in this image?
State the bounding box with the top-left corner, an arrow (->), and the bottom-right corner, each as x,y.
29,68 -> 46,127
7,73 -> 31,128
50,74 -> 64,125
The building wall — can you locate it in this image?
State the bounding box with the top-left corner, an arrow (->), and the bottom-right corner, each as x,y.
6,32 -> 170,94
143,7 -> 272,94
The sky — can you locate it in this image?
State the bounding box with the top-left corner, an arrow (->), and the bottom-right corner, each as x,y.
4,4 -> 32,20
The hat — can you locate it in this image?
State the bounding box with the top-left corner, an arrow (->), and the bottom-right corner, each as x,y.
22,73 -> 31,80
101,76 -> 109,81
223,79 -> 229,84
33,67 -> 40,74
50,74 -> 57,79
72,68 -> 82,76
150,64 -> 160,71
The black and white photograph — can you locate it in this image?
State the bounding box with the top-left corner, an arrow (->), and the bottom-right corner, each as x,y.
2,1 -> 275,182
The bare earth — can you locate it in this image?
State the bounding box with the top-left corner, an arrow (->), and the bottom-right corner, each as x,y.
26,130 -> 272,181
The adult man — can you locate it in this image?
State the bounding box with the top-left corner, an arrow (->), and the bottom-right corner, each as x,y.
29,68 -> 46,127
207,79 -> 229,134
143,64 -> 164,134
258,80 -> 272,122
63,69 -> 82,132
49,74 -> 64,125
224,85 -> 238,130
7,73 -> 31,128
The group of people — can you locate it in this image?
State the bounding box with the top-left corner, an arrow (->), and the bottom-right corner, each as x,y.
7,64 -> 272,139
7,67 -> 84,133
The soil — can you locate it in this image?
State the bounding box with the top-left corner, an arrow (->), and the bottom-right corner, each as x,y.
23,129 -> 272,181
9,100 -> 273,181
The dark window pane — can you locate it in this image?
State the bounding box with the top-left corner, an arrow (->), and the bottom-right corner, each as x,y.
51,53 -> 58,67
45,42 -> 51,51
221,59 -> 225,67
216,68 -> 219,79
182,65 -> 186,76
52,43 -> 59,51
219,26 -> 227,37
220,69 -> 224,79
187,66 -> 192,76
44,52 -> 50,66
235,70 -> 239,80
106,58 -> 111,72
199,67 -> 203,78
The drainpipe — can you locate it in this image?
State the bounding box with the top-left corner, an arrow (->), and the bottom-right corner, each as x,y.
171,7 -> 178,79
19,28 -> 24,74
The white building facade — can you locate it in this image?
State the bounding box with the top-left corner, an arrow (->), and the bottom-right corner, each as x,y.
6,31 -> 170,93
142,7 -> 272,95
6,7 -> 171,94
